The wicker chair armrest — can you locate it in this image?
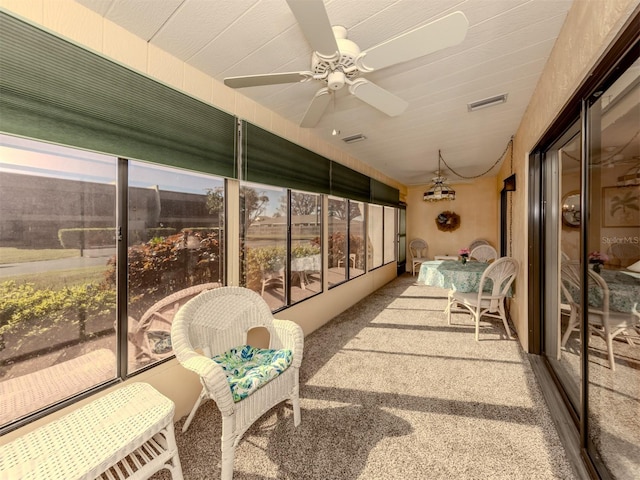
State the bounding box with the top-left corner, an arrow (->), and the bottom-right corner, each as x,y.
273,319 -> 304,368
180,354 -> 235,416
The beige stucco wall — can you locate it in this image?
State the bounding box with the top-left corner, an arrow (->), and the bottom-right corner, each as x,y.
496,0 -> 639,350
406,176 -> 500,260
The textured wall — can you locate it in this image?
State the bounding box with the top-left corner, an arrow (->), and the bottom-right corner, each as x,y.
496,0 -> 639,350
406,176 -> 500,261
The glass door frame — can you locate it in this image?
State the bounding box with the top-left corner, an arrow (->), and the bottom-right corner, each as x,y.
528,21 -> 639,479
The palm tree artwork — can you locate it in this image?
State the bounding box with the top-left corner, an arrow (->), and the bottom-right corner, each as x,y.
605,186 -> 640,227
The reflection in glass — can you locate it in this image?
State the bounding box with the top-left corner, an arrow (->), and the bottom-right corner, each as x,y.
0,135 -> 117,426
328,196 -> 348,287
548,131 -> 582,413
368,205 -> 384,269
240,182 -> 286,311
349,201 -> 365,279
383,206 -> 396,264
586,63 -> 640,479
290,190 -> 322,303
127,161 -> 225,373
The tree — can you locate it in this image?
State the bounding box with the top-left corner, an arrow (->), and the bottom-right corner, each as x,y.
205,186 -> 224,219
328,199 -> 362,220
278,192 -> 320,216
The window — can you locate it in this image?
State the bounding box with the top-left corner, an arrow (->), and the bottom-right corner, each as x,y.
328,196 -> 348,287
127,161 -> 225,373
348,200 -> 365,279
368,204 -> 384,269
383,206 -> 397,264
240,182 -> 287,311
0,134 -> 117,427
290,190 -> 322,303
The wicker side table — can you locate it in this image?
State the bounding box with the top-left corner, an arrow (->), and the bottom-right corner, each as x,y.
0,382 -> 183,480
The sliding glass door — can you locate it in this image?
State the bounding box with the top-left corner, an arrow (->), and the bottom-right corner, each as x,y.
541,56 -> 640,479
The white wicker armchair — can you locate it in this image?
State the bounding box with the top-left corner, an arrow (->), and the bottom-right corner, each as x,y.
171,286 -> 304,480
470,244 -> 498,263
446,257 -> 518,341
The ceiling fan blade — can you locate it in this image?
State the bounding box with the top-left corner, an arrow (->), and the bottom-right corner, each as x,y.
300,88 -> 331,128
357,11 -> 469,72
349,79 -> 408,117
224,71 -> 313,88
286,0 -> 339,58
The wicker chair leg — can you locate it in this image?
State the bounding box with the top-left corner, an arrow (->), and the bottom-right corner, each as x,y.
220,414 -> 237,480
292,382 -> 301,427
445,294 -> 454,324
182,388 -> 207,433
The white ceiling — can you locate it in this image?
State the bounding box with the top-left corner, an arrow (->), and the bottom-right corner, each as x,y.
76,0 -> 574,186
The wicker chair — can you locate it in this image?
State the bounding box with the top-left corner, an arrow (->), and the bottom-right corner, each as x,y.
559,261 -> 637,370
470,244 -> 498,263
446,257 -> 518,341
468,238 -> 490,252
129,283 -> 221,366
607,243 -> 640,268
409,238 -> 429,275
171,287 -> 304,480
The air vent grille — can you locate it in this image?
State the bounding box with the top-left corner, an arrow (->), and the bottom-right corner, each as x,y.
342,133 -> 367,144
467,93 -> 508,112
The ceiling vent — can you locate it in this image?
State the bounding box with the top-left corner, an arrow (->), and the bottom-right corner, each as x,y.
467,93 -> 508,112
342,133 -> 367,144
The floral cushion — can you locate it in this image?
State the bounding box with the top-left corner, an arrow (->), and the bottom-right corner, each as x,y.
212,345 -> 293,402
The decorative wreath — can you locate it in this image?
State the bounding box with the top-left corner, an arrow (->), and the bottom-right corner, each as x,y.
435,211 -> 461,232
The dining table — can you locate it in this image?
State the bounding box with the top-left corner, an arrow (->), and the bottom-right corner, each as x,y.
584,269 -> 640,313
417,259 -> 492,293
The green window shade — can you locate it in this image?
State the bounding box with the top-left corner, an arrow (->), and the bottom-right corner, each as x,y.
330,161 -> 370,202
371,179 -> 399,206
244,122 -> 330,193
0,12 -> 236,178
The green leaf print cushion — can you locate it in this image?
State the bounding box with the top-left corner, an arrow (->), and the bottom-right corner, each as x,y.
212,345 -> 293,402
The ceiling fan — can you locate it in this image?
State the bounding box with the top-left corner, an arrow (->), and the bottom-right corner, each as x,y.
224,0 -> 469,128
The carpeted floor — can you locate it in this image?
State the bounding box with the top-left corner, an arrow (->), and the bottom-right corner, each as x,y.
153,274 -> 577,480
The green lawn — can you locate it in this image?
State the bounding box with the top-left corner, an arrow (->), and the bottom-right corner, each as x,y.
0,247 -> 81,264
1,266 -> 108,289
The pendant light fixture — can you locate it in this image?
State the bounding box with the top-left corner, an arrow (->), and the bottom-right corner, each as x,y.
423,150 -> 456,201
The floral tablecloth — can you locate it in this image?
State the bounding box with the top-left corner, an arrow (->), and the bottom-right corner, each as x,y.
417,260 -> 490,293
578,269 -> 640,313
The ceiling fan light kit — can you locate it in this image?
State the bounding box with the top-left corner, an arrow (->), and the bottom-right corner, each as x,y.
223,0 -> 469,128
424,150 -> 456,202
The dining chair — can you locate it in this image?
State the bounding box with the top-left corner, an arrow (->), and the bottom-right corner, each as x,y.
607,243 -> 640,268
446,257 -> 518,341
409,238 -> 429,275
559,261 -> 637,370
468,238 -> 490,252
171,286 -> 304,480
470,244 -> 498,263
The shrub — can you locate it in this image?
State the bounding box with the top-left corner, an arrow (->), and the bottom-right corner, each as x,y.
104,230 -> 221,309
0,280 -> 116,336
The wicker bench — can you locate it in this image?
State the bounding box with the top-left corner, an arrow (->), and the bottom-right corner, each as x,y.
0,382 -> 183,480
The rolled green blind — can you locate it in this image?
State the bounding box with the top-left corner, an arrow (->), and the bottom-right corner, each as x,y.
0,11 -> 236,178
243,122 -> 331,193
371,179 -> 399,206
330,161 -> 370,202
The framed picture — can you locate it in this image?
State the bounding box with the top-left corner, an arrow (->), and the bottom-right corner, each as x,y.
602,185 -> 640,228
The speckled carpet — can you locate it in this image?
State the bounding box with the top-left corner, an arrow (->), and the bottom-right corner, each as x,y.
153,274 -> 577,480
